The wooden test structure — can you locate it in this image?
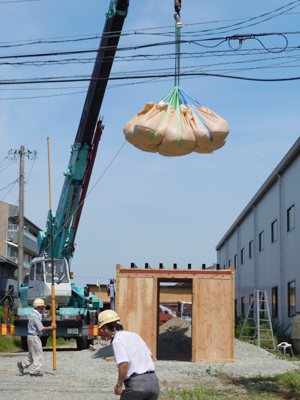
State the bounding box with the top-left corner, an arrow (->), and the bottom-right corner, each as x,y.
115,264 -> 235,363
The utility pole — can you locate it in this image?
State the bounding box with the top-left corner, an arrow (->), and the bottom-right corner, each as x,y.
18,146 -> 25,289
7,147 -> 37,306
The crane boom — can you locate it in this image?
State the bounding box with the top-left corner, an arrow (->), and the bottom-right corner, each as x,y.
37,0 -> 130,261
76,0 -> 129,146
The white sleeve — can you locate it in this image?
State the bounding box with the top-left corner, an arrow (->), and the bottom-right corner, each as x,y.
113,339 -> 129,366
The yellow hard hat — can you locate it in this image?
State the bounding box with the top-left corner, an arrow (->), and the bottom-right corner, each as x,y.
98,309 -> 120,328
33,298 -> 45,308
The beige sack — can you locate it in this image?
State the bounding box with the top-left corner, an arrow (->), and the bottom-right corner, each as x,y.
158,105 -> 196,157
123,102 -> 156,148
192,106 -> 229,153
123,99 -> 229,156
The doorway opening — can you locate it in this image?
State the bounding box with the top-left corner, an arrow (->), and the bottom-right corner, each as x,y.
157,278 -> 192,360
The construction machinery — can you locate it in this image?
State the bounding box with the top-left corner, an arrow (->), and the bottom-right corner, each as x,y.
14,0 -> 130,351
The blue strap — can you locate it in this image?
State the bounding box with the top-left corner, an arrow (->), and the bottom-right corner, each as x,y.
178,89 -> 213,142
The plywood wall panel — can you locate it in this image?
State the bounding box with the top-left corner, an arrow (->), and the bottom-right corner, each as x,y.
193,277 -> 234,362
117,275 -> 155,355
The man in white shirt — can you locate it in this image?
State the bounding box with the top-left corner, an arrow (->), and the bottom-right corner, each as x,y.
17,298 -> 56,377
98,309 -> 160,399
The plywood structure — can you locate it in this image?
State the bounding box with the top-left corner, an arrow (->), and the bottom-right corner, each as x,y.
115,264 -> 235,363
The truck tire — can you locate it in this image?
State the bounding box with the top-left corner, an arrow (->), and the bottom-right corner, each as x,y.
41,337 -> 48,347
21,336 -> 28,351
76,336 -> 88,350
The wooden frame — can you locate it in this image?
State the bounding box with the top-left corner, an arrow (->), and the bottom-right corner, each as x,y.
115,264 -> 235,363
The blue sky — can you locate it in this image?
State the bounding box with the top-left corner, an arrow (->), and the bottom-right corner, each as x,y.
0,0 -> 299,288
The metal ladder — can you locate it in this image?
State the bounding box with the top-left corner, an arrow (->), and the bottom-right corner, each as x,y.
239,289 -> 275,350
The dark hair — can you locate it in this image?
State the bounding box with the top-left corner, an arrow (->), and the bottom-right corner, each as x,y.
107,321 -> 123,332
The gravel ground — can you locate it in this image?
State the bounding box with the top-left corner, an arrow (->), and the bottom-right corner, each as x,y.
0,339 -> 299,400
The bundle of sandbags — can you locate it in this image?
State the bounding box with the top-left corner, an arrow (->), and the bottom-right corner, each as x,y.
123,87 -> 229,157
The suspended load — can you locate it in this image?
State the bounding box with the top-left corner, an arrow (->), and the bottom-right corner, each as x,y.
123,87 -> 230,157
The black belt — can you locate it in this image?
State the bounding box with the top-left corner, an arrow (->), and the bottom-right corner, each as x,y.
124,371 -> 155,386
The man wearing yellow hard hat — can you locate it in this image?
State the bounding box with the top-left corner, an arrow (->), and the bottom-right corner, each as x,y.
17,298 -> 56,377
98,309 -> 160,399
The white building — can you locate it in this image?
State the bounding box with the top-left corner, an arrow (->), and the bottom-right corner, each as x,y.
216,138 -> 300,330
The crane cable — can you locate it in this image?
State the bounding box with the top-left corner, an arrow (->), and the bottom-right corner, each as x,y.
174,1 -> 182,87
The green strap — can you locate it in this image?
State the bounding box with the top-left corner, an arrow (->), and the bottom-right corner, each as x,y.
175,89 -> 182,147
131,87 -> 183,143
150,89 -> 177,140
162,88 -> 175,102
175,25 -> 181,87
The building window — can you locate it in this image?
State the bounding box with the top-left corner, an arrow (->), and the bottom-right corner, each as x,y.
234,254 -> 237,269
259,231 -> 264,251
241,296 -> 245,315
228,259 -> 231,268
272,286 -> 278,318
249,294 -> 253,317
288,281 -> 296,317
287,205 -> 295,231
271,220 -> 278,243
249,240 -> 253,258
241,248 -> 245,264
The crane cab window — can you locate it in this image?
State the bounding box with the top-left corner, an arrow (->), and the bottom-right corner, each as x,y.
35,263 -> 44,281
29,266 -> 35,280
45,260 -> 68,283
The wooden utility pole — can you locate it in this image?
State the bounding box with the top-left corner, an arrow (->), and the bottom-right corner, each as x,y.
7,147 -> 37,307
17,146 -> 25,302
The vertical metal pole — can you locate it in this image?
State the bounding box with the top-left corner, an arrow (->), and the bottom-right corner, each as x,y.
257,290 -> 260,348
47,138 -> 57,370
17,146 -> 25,307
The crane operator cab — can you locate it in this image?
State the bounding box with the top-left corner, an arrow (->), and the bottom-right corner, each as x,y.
22,256 -> 72,307
45,260 -> 68,284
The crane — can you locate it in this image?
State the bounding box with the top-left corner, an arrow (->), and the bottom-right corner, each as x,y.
15,0 -> 130,351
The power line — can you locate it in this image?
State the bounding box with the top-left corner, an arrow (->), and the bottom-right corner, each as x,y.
1,1 -> 299,47
0,180 -> 18,191
1,31 -> 299,60
1,47 -> 300,69
1,71 -> 300,86
0,0 -> 43,3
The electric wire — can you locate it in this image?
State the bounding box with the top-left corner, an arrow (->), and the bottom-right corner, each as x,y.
1,1 -> 299,47
1,31 -> 299,60
1,71 -> 300,86
0,159 -> 15,172
41,141 -> 127,256
0,0 -> 43,3
0,180 -> 18,191
230,130 -> 300,199
24,157 -> 36,187
0,179 -> 18,202
1,46 -> 300,69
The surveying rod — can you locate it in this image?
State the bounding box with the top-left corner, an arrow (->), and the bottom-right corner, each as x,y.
47,137 -> 57,370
